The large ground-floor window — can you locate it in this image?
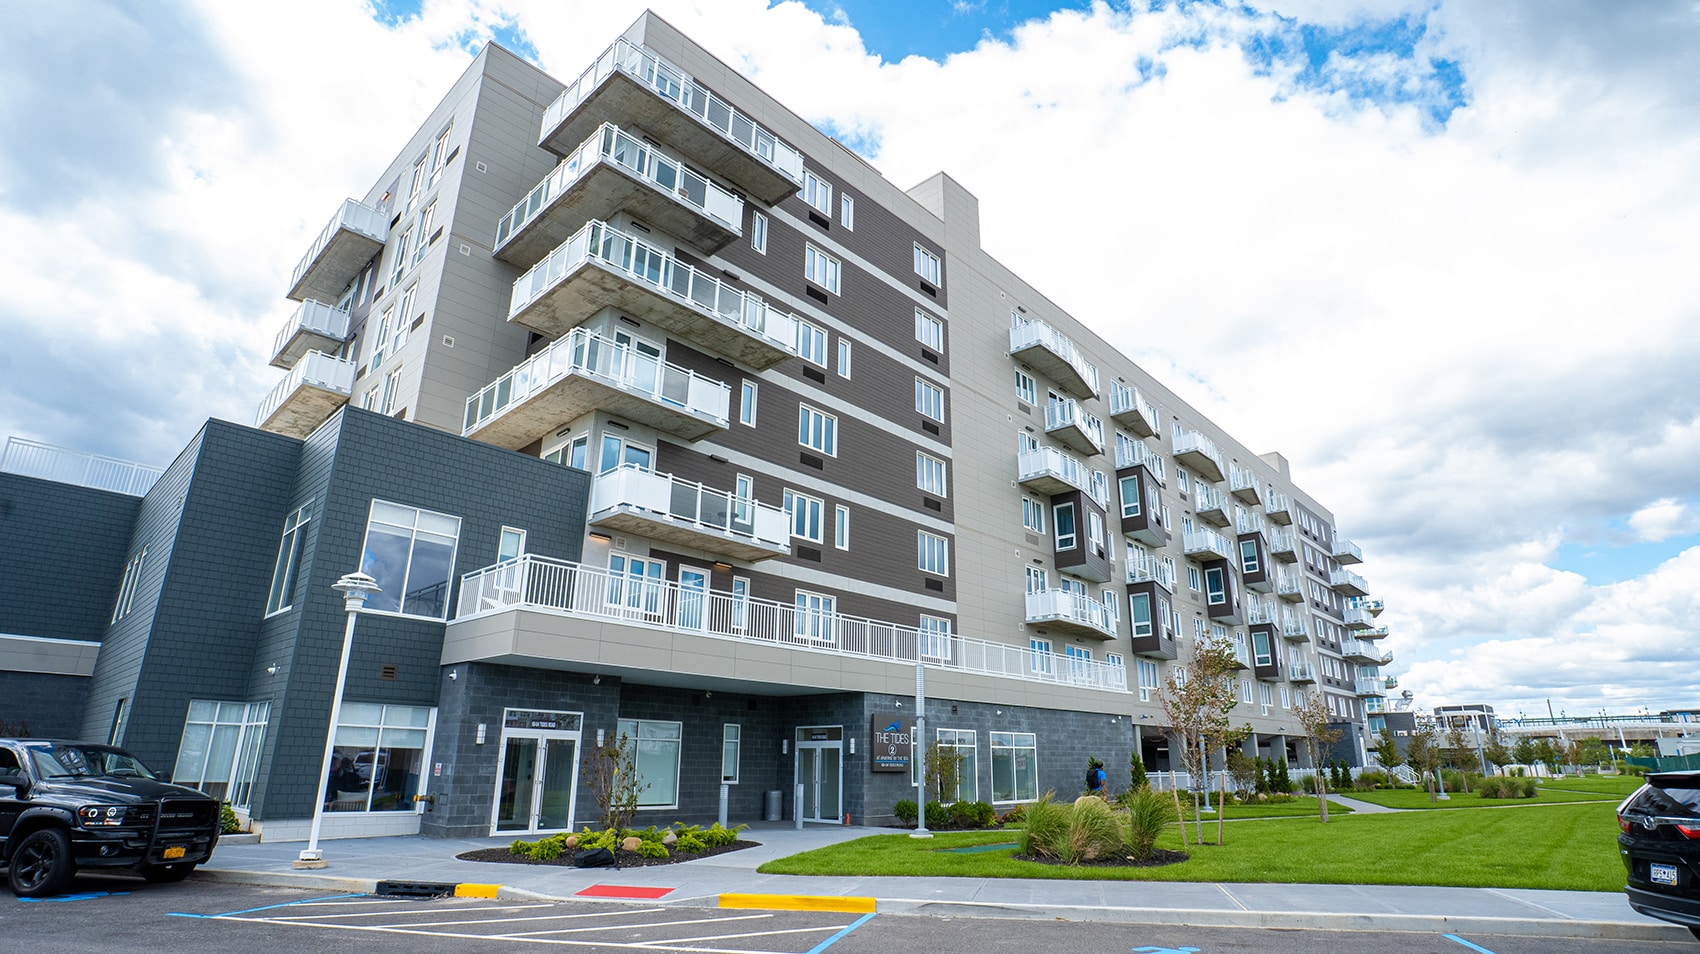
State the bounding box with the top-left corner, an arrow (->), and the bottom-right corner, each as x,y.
617,718 -> 682,809
936,728 -> 976,804
327,703 -> 434,812
172,700 -> 271,810
990,731 -> 1038,803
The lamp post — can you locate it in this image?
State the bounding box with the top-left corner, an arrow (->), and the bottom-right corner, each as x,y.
295,571 -> 380,869
910,662 -> 931,839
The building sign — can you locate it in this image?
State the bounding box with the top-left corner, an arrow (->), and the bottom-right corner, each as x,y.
870,712 -> 912,773
503,708 -> 582,732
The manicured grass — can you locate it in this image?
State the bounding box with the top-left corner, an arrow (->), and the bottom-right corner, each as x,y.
1176,797 -> 1355,820
1344,785 -> 1618,810
759,802 -> 1626,892
1539,774 -> 1645,798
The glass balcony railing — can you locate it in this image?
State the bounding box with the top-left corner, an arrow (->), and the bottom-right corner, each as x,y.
1017,445 -> 1105,507
1265,488 -> 1293,524
1183,528 -> 1232,560
1024,589 -> 1117,639
288,199 -> 387,301
255,350 -> 355,434
1332,537 -> 1364,564
1125,550 -> 1175,590
1329,568 -> 1369,594
1108,381 -> 1158,437
589,463 -> 788,554
270,299 -> 351,368
1,437 -> 162,496
495,123 -> 743,253
1114,435 -> 1164,479
1173,429 -> 1225,482
1010,316 -> 1099,398
1044,398 -> 1105,454
1194,483 -> 1230,521
1229,464 -> 1262,503
540,38 -> 804,185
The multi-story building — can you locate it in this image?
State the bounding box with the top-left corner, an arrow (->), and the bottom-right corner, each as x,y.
0,11 -> 1389,840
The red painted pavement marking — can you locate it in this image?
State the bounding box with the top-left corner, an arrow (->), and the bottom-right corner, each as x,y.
575,884 -> 675,899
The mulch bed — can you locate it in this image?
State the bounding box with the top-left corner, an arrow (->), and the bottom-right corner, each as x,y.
1011,848 -> 1190,868
456,840 -> 759,868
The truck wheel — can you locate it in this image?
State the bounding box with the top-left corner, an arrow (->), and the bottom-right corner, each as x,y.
141,862 -> 196,883
7,828 -> 76,898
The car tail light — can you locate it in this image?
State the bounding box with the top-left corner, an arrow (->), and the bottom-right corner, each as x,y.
1677,823 -> 1700,839
1620,814 -> 1634,834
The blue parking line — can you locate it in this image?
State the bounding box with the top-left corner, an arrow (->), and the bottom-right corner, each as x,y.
18,891 -> 129,903
1443,934 -> 1499,954
168,892 -> 368,918
805,912 -> 876,953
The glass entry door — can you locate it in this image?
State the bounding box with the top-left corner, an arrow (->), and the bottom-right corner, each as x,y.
492,709 -> 582,835
795,726 -> 843,824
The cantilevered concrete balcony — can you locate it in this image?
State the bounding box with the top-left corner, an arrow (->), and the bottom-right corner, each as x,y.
1275,569 -> 1304,602
463,329 -> 730,449
1025,589 -> 1117,641
1193,483 -> 1231,528
588,464 -> 787,563
1108,381 -> 1158,438
1173,430 -> 1225,483
1357,625 -> 1390,641
1268,528 -> 1297,562
1351,597 -> 1385,616
1114,436 -> 1164,478
1281,616 -> 1310,641
1265,489 -> 1293,525
538,39 -> 805,205
508,220 -> 797,370
1356,678 -> 1387,698
1010,317 -> 1099,399
1384,676 -> 1399,690
270,300 -> 351,369
1342,640 -> 1386,665
1287,662 -> 1316,684
1229,465 -> 1263,505
1329,568 -> 1369,597
255,350 -> 354,438
1044,398 -> 1105,456
1017,445 -> 1097,502
287,199 -> 387,303
1183,528 -> 1232,562
1125,550 -> 1175,591
1332,537 -> 1364,565
1343,605 -> 1378,630
494,123 -> 743,268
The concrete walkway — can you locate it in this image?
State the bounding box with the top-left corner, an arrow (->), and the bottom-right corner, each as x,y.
1329,794 -> 1401,813
190,822 -> 1687,942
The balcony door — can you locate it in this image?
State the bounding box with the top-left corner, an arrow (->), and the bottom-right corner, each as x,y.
678,566 -> 708,630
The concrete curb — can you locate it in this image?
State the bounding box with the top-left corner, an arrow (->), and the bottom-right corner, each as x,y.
193,867 -> 377,894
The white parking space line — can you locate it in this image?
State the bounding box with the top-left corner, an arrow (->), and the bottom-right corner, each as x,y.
339,907 -> 671,930
650,924 -> 849,945
495,912 -> 775,938
269,902 -> 558,920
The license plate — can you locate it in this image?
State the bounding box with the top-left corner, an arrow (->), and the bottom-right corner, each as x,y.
162,846 -> 187,860
1652,863 -> 1679,886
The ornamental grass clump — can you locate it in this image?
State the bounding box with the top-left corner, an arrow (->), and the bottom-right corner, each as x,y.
1018,791 -> 1177,865
1124,788 -> 1178,860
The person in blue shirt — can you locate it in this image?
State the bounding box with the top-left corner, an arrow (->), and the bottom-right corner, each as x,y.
1086,757 -> 1106,796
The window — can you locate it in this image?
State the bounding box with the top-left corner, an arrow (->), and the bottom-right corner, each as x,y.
407,154 -> 428,207
172,700 -> 271,810
1253,630 -> 1273,667
1240,539 -> 1260,575
1102,588 -> 1119,632
380,367 -> 402,415
1188,566 -> 1202,592
795,319 -> 827,365
1205,566 -> 1227,606
1119,476 -> 1141,519
915,379 -> 945,422
1130,592 -> 1152,638
721,725 -> 741,784
1015,369 -> 1036,404
1028,638 -> 1052,674
1065,645 -> 1092,677
599,434 -> 653,474
915,310 -> 943,350
266,503 -> 313,615
1177,468 -> 1189,493
914,244 -> 942,285
389,226 -> 413,287
370,305 -> 395,368
543,435 -> 588,469
798,404 -> 837,455
393,285 -> 417,353
429,123 -> 453,182
739,380 -> 758,426
917,452 -> 948,496
358,500 -> 461,618
325,703 -> 434,813
1137,659 -> 1160,702
840,193 -> 854,229
1021,496 -> 1045,533
617,718 -> 682,809
837,338 -> 852,378
734,474 -> 755,526
111,548 -> 147,623
1089,511 -> 1105,555
795,590 -> 836,642
801,170 -> 832,214
990,731 -> 1038,803
730,577 -> 750,633
804,244 -> 841,294
834,505 -> 850,550
919,615 -> 952,661
783,489 -> 824,543
918,531 -> 950,576
936,728 -> 975,802
750,211 -> 768,254
1054,502 -> 1077,550
498,527 -> 526,563
1026,566 -> 1047,594
1018,431 -> 1039,455
411,201 -> 436,267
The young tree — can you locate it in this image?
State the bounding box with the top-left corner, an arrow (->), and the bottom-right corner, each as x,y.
1511,735 -> 1537,768
1294,689 -> 1344,822
1372,727 -> 1404,774
1128,750 -> 1149,792
1227,749 -> 1259,799
591,732 -> 648,834
1158,632 -> 1243,845
1405,724 -> 1445,801
1482,725 -> 1512,773
1531,738 -> 1559,775
925,741 -> 964,804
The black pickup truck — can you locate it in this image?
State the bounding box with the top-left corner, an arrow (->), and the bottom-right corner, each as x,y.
0,739 -> 221,897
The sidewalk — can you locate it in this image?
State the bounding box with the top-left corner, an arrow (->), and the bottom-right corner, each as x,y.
196,823 -> 1686,942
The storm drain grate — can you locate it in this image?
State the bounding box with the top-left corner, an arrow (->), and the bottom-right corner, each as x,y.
374,880 -> 457,897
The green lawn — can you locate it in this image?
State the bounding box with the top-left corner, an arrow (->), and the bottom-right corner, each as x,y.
1539,774 -> 1644,798
760,802 -> 1626,892
1176,797 -> 1355,820
1344,785 -> 1619,810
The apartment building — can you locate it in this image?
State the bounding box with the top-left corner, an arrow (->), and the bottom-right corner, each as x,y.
0,11 -> 1391,840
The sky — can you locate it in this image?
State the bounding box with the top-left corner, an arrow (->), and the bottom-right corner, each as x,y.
2,0 -> 1698,721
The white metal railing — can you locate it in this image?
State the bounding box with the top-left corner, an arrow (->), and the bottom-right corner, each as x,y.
1016,446 -> 1106,507
1275,568 -> 1302,597
1356,679 -> 1387,696
1044,399 -> 1104,450
1268,528 -> 1295,553
589,463 -> 786,549
1282,616 -> 1309,638
510,219 -> 797,354
1287,662 -> 1315,681
495,123 -> 743,251
1359,625 -> 1390,639
1333,537 -> 1364,563
255,351 -> 355,426
1126,548 -> 1176,589
291,199 -> 387,291
456,555 -> 1128,692
1194,482 -> 1229,514
1343,605 -> 1376,628
1248,600 -> 1280,625
1330,568 -> 1368,592
1229,464 -> 1261,498
1183,528 -> 1231,558
272,300 -> 351,360
1024,589 -> 1117,639
540,38 -> 804,185
1,437 -> 163,496
1351,597 -> 1384,614
1173,430 -> 1225,474
1009,317 -> 1099,395
464,327 -> 729,435
1108,381 -> 1158,433
1114,435 -> 1167,483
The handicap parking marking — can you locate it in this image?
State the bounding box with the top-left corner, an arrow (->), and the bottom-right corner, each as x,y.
168,892 -> 370,918
577,884 -> 675,899
18,890 -> 130,903
1442,935 -> 1499,954
1130,946 -> 1200,954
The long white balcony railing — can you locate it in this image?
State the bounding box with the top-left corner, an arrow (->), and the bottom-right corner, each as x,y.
464,328 -> 730,436
255,350 -> 355,427
1329,568 -> 1369,593
272,299 -> 351,362
1248,601 -> 1280,625
1332,537 -> 1364,564
1009,317 -> 1099,396
495,123 -> 743,251
1114,435 -> 1165,480
1,437 -> 163,496
290,199 -> 387,292
1343,605 -> 1377,629
1024,589 -> 1117,640
540,38 -> 804,185
1287,662 -> 1316,682
1282,616 -> 1310,639
510,219 -> 796,353
1125,549 -> 1176,590
1194,482 -> 1229,517
1183,528 -> 1232,560
1044,398 -> 1105,452
456,555 -> 1128,693
1268,528 -> 1296,554
1235,510 -> 1266,536
1173,430 -> 1225,481
1356,679 -> 1387,697
1350,596 -> 1385,615
1265,488 -> 1293,524
1108,381 -> 1158,436
1275,569 -> 1303,599
1017,445 -> 1106,507
589,463 -> 787,549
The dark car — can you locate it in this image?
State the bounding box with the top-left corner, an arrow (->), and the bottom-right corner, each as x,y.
0,739 -> 221,898
1619,771 -> 1700,941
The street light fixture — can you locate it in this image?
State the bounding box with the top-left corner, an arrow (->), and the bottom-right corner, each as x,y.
295,571 -> 380,869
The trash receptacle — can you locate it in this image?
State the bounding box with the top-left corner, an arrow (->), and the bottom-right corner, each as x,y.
764,790 -> 782,822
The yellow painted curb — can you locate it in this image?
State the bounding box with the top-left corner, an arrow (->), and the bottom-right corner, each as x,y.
719,893 -> 876,914
454,883 -> 502,898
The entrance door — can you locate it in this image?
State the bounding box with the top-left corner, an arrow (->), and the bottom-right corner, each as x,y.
795,726 -> 844,823
678,567 -> 708,629
492,709 -> 583,835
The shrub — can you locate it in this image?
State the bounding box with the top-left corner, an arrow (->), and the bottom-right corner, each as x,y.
1129,751 -> 1148,792
949,800 -> 996,829
1355,770 -> 1387,790
1065,795 -> 1123,863
220,803 -> 242,835
702,822 -> 746,847
1274,758 -> 1293,794
999,804 -> 1027,826
675,831 -> 708,853
1123,787 -> 1176,860
1623,763 -> 1649,777
894,799 -> 918,825
1019,795 -> 1069,860
924,801 -> 949,830
635,840 -> 670,858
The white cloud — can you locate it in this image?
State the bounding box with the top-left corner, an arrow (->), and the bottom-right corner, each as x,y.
1628,498 -> 1700,544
